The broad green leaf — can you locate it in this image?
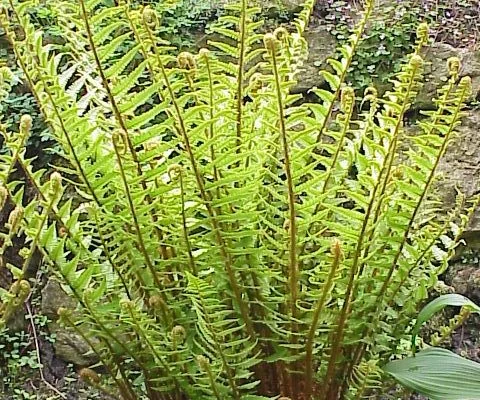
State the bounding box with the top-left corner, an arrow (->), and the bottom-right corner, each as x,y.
412,294 -> 480,349
384,347 -> 480,400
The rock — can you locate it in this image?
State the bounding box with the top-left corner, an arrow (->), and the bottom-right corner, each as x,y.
294,25 -> 337,93
416,43 -> 480,109
41,279 -> 76,320
49,322 -> 98,367
438,111 -> 480,236
445,262 -> 480,304
41,280 -> 98,367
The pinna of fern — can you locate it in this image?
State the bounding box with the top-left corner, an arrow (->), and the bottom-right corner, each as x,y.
0,0 -> 478,399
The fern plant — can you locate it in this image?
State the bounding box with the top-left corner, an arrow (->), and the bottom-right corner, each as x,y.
0,0 -> 478,398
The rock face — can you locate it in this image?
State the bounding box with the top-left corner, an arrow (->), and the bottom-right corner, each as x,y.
41,280 -> 98,367
295,25 -> 337,92
445,262 -> 480,303
41,280 -> 76,319
417,43 -> 480,109
438,111 -> 480,237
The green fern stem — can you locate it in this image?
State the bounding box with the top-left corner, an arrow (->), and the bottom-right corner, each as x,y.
267,34 -> 300,398
321,57 -> 424,400
376,78 -> 470,302
354,56 -> 425,284
319,100 -> 354,194
142,19 -> 256,341
111,133 -> 166,304
299,91 -> 355,260
2,28 -> 101,208
20,195 -> 56,277
235,0 -> 248,150
339,61 -> 430,384
200,358 -> 223,400
365,74 -> 457,282
349,76 -> 470,379
60,311 -> 137,400
267,35 -> 298,322
390,195 -> 480,305
313,0 -> 374,148
297,0 -> 374,259
178,169 -> 197,275
2,4 -> 104,207
83,296 -> 161,399
78,0 -> 138,167
204,53 -> 220,186
304,239 -> 342,400
356,55 -> 429,281
0,125 -> 29,186
123,302 -> 183,399
90,208 -> 134,300
80,0 -> 171,266
192,277 -> 242,400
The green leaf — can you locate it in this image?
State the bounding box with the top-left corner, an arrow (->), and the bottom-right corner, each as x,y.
412,294 -> 480,349
384,347 -> 480,400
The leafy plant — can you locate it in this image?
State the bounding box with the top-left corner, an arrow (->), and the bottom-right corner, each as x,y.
0,0 -> 478,399
384,294 -> 480,400
319,0 -> 479,91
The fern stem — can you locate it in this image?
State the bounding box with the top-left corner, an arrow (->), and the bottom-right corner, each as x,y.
235,0 -> 248,150
268,37 -> 298,322
83,297 -> 161,399
299,95 -> 355,261
321,57 -> 423,400
204,53 -> 221,189
20,194 -> 55,277
195,284 -> 242,400
376,80 -> 470,301
298,0 -> 374,260
61,312 -> 137,400
79,0 -> 169,265
268,35 -> 301,399
2,13 -> 101,207
125,304 -> 183,399
312,0 -> 374,148
142,20 -> 256,340
90,209 -> 134,300
111,134 -> 165,300
178,171 -> 197,275
203,362 -> 223,400
304,240 -> 341,400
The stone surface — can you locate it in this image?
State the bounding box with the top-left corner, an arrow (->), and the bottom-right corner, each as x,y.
41,279 -> 77,319
41,280 -> 98,367
49,322 -> 99,367
417,43 -> 480,109
445,262 -> 480,303
294,25 -> 337,93
438,111 -> 480,236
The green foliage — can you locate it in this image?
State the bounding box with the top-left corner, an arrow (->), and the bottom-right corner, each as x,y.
411,293 -> 480,351
0,0 -> 478,399
138,0 -> 219,49
385,347 -> 480,400
383,294 -> 480,400
320,0 -> 479,90
0,313 -> 54,399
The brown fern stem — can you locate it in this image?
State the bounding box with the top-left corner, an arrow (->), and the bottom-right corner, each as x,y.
142,19 -> 256,341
